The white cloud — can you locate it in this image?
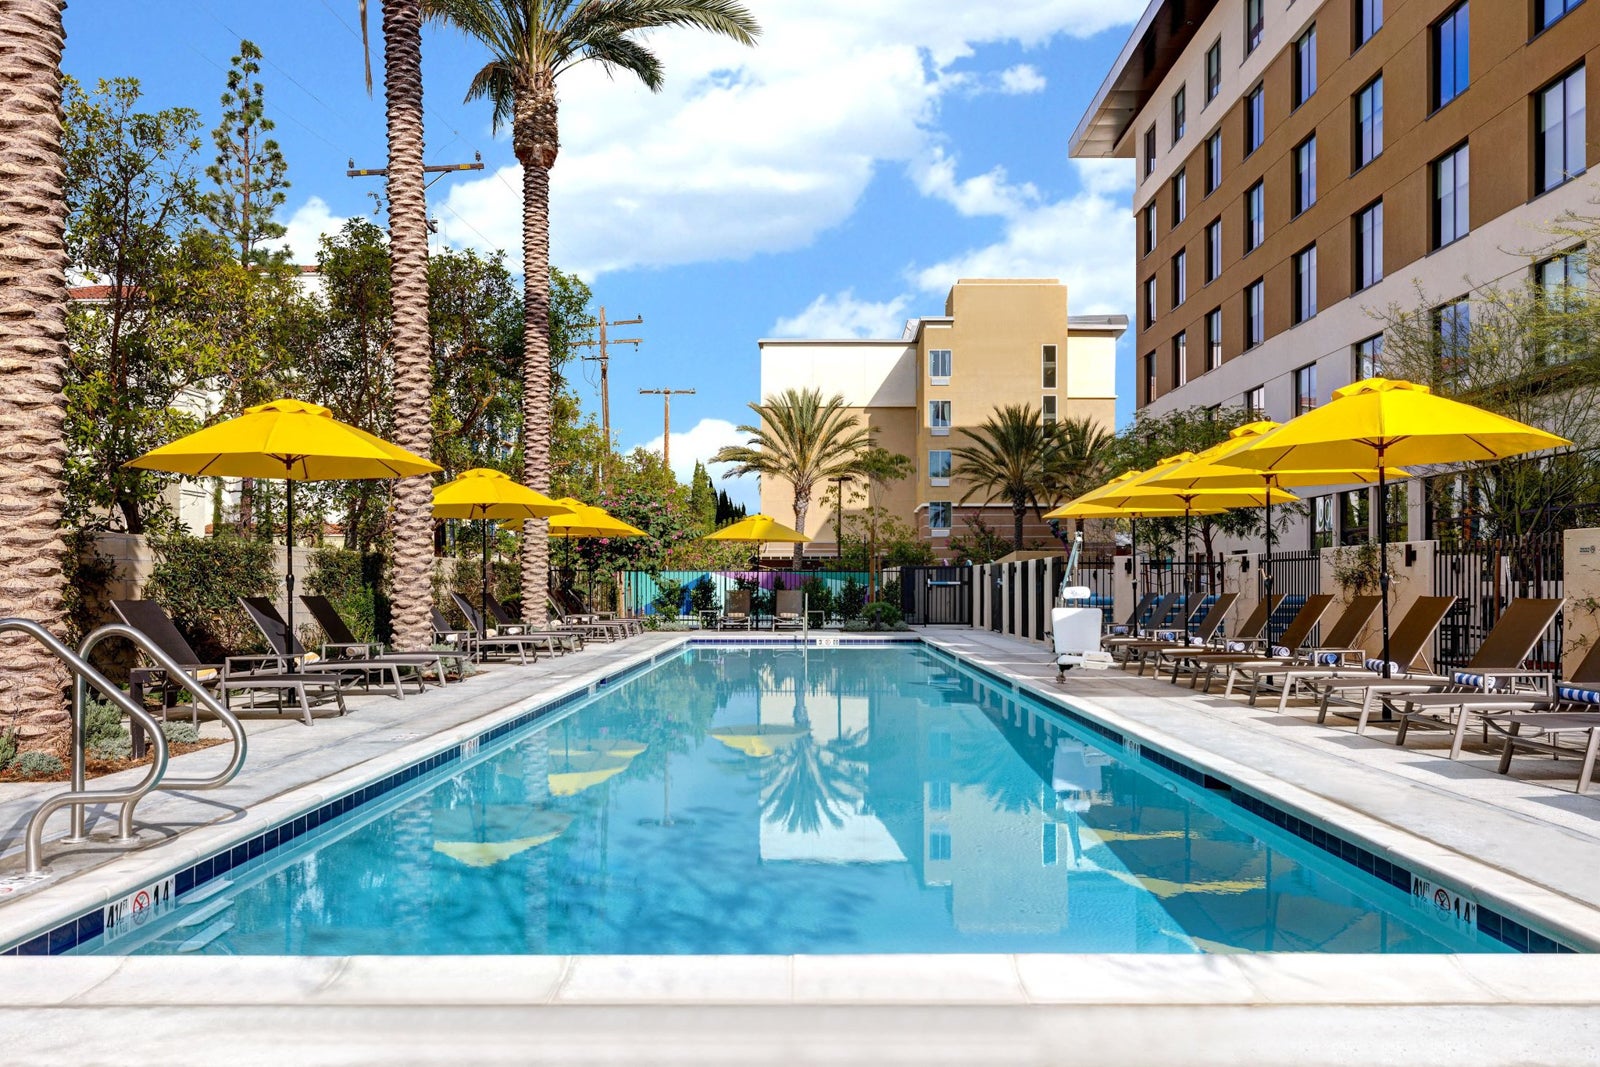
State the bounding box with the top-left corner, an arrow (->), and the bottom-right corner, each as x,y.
433,1 -> 1144,276
627,416 -> 758,509
912,147 -> 1038,218
266,196 -> 348,265
1070,157 -> 1137,197
770,290 -> 911,339
998,64 -> 1048,94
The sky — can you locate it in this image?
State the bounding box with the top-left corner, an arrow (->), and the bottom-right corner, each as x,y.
63,0 -> 1146,509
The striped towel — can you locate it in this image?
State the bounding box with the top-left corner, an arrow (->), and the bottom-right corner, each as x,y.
1556,685 -> 1600,704
1363,658 -> 1406,675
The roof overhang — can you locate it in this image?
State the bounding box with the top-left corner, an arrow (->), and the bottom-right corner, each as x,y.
1070,0 -> 1219,159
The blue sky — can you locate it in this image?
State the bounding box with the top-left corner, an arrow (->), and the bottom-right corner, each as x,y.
65,0 -> 1146,507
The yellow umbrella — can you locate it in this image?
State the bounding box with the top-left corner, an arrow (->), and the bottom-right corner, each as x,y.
1228,377 -> 1573,672
546,498 -> 647,611
548,738 -> 647,796
433,469 -> 571,631
709,723 -> 809,758
431,806 -> 573,868
701,513 -> 810,544
128,398 -> 441,658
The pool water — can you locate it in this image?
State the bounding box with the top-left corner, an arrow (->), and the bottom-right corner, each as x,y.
83,645 -> 1498,955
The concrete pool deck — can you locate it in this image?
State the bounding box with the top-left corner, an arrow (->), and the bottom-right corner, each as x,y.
1,627 -> 1599,1064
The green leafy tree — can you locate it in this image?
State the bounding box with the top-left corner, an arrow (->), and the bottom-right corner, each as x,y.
428,245 -> 524,475
688,461 -> 717,531
713,387 -> 875,567
61,76 -> 205,534
425,0 -> 760,623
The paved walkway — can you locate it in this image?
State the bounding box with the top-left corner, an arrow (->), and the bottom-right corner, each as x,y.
922,628 -> 1600,945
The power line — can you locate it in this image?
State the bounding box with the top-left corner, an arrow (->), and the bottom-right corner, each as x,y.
639,388 -> 695,470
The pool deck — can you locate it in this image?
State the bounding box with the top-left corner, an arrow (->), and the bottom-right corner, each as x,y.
1,627 -> 1599,1064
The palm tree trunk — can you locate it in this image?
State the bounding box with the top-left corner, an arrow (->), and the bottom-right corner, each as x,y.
0,0 -> 71,747
1012,500 -> 1025,553
791,485 -> 809,569
383,0 -> 434,651
516,112 -> 555,626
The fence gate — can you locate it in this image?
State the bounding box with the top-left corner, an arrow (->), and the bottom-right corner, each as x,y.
902,566 -> 973,626
1433,534 -> 1564,672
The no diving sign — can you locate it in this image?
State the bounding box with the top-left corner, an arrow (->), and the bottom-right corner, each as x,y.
103,876 -> 175,944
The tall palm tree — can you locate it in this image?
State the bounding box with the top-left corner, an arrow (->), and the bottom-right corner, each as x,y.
1049,414 -> 1114,536
425,0 -> 760,622
0,0 -> 72,745
714,388 -> 873,568
361,0 -> 435,649
950,404 -> 1061,553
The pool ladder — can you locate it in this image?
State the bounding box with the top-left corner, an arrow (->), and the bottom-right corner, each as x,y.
1,619 -> 248,873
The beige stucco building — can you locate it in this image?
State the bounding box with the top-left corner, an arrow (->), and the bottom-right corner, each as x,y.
757,279 -> 1125,559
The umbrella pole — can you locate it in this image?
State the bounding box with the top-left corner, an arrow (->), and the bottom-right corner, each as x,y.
1130,516 -> 1138,621
1263,477 -> 1276,652
285,478 -> 298,672
482,516 -> 491,638
1378,458 -> 1391,678
1183,507 -> 1193,635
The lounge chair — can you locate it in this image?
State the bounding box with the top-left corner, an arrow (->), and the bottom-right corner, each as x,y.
432,607 -> 476,651
1384,598 -> 1566,756
1318,597 -> 1562,737
1489,640 -> 1600,792
718,589 -> 754,631
773,589 -> 805,630
1166,594 -> 1333,691
547,598 -> 635,640
112,599 -> 349,726
448,594 -> 545,663
482,593 -> 586,651
1105,592 -> 1160,636
1152,594 -> 1284,684
1222,595 -> 1381,703
240,597 -> 434,699
1119,593 -> 1238,676
299,594 -> 470,680
1102,593 -> 1181,653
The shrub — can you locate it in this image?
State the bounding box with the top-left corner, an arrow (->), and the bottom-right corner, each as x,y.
688,576 -> 718,615
162,722 -> 200,745
838,576 -> 866,620
84,700 -> 126,747
651,578 -> 686,617
145,533 -> 275,663
8,752 -> 64,779
62,529 -> 118,646
800,577 -> 833,621
309,548 -> 390,643
859,601 -> 904,629
0,729 -> 17,769
88,734 -> 132,761
877,577 -> 903,610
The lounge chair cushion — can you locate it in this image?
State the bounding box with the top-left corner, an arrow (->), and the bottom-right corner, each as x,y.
1452,671 -> 1484,688
1314,652 -> 1344,666
1225,641 -> 1248,652
1271,645 -> 1290,658
1557,685 -> 1600,705
1364,658 -> 1405,674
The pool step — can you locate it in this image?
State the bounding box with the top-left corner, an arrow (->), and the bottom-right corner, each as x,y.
176,918 -> 234,953
174,898 -> 234,929
176,878 -> 233,906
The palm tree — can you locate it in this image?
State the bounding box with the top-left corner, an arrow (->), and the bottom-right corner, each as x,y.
714,388 -> 873,568
950,404 -> 1062,553
425,0 -> 760,621
1049,414 -> 1114,537
0,0 -> 72,745
361,0 -> 435,650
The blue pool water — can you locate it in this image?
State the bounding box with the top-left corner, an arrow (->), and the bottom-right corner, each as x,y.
81,645 -> 1499,955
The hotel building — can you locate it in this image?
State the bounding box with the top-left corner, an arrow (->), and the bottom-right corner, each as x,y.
1074,0 -> 1596,546
757,279 -> 1124,557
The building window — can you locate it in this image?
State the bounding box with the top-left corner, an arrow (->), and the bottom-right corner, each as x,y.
1539,0 -> 1585,32
1206,308 -> 1223,370
1041,344 -> 1057,388
1354,75 -> 1383,169
928,348 -> 952,383
1145,276 -> 1157,327
1144,352 -> 1157,404
1432,144 -> 1469,249
1245,279 -> 1264,348
1293,245 -> 1318,323
1172,250 -> 1187,307
1432,3 -> 1470,112
928,828 -> 952,860
1435,299 -> 1472,384
1142,202 -> 1157,256
1312,496 -> 1335,549
1339,489 -> 1370,546
928,449 -> 952,485
1206,39 -> 1222,102
1245,383 -> 1266,419
1205,131 -> 1222,195
1355,333 -> 1384,379
1536,66 -> 1586,195
928,502 -> 952,533
1205,219 -> 1222,283
1535,247 -> 1589,317
1245,85 -> 1264,155
1294,26 -> 1318,108
1042,822 -> 1058,866
1173,332 -> 1188,389
1294,362 -> 1318,413
1245,0 -> 1264,55
1355,0 -> 1383,47
1293,136 -> 1317,216
1172,169 -> 1187,224
1355,200 -> 1383,291
1244,180 -> 1264,254
1042,395 -> 1058,425
929,400 -> 951,435
927,780 -> 951,811
1144,125 -> 1157,178
1172,85 -> 1187,143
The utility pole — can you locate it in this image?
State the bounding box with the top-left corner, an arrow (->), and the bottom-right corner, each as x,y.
639,388 -> 695,471
346,154 -> 485,235
573,307 -> 643,469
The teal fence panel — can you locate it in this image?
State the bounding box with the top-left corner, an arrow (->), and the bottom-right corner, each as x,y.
621,570 -> 873,618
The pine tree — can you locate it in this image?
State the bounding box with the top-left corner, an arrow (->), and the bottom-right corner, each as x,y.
202,40 -> 290,267
688,461 -> 716,531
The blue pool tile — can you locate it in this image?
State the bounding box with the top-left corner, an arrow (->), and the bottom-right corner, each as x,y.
17,933 -> 49,956
77,909 -> 103,942
47,922 -> 77,954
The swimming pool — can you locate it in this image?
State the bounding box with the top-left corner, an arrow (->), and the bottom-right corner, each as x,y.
75,644 -> 1501,955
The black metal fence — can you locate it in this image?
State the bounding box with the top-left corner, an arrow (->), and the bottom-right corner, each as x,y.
1075,556 -> 1118,628
1433,534 -> 1565,672
900,566 -> 973,625
1139,558 -> 1224,597
1263,549 -> 1322,636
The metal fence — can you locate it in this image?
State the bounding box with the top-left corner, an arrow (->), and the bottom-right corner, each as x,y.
1263,549 -> 1322,636
900,566 -> 973,625
1075,556 -> 1117,628
619,569 -> 873,619
1432,534 -> 1565,672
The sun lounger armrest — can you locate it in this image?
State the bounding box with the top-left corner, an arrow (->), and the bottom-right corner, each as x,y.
226,653 -> 295,676
1470,669 -> 1555,695
1302,647 -> 1365,666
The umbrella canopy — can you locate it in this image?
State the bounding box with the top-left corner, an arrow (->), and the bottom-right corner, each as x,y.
431,807 -> 573,868
548,739 -> 647,796
702,514 -> 811,544
127,398 -> 440,480
710,723 -> 810,758
1225,378 -> 1571,472
1145,422 -> 1411,490
432,468 -> 571,520
547,498 -> 647,539
1046,500 -> 1192,520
